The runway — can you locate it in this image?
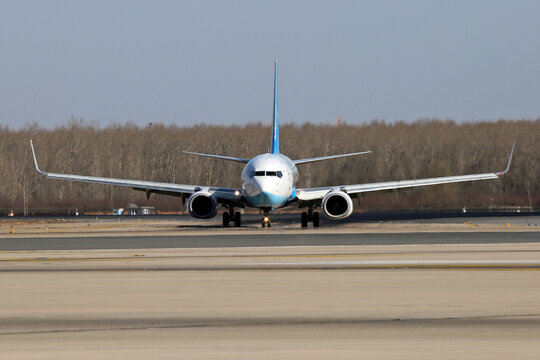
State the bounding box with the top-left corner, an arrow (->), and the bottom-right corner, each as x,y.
1,218 -> 539,359
0,232 -> 539,251
2,245 -> 540,359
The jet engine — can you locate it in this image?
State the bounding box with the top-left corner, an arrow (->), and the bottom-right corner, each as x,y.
186,192 -> 218,219
321,191 -> 354,219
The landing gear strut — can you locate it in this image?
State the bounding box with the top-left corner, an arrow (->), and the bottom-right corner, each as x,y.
301,207 -> 319,228
233,212 -> 241,227
223,208 -> 241,227
261,208 -> 271,228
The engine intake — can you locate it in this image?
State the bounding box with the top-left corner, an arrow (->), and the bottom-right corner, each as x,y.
321,191 -> 353,219
186,192 -> 218,219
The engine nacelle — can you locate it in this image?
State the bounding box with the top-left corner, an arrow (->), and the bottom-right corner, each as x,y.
186,192 -> 218,219
321,191 -> 354,219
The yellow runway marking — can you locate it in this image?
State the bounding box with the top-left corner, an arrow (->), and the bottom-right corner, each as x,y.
231,253 -> 408,259
228,267 -> 540,271
68,266 -> 540,272
0,257 -> 150,262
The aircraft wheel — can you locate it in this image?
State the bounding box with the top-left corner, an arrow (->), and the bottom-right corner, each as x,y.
234,212 -> 241,227
301,212 -> 308,228
261,219 -> 266,228
223,212 -> 230,227
313,212 -> 320,228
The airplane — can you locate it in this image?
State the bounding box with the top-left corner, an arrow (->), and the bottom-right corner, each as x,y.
30,60 -> 515,228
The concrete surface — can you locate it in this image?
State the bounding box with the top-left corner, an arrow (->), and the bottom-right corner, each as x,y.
0,217 -> 539,359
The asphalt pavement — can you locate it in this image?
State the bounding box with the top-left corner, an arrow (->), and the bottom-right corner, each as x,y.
0,231 -> 538,251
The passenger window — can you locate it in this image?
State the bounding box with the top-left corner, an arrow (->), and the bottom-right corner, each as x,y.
266,171 -> 277,176
254,171 -> 265,176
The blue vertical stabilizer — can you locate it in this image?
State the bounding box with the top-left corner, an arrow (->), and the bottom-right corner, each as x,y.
271,60 -> 279,154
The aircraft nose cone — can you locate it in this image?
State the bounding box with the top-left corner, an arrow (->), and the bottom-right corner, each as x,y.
244,179 -> 288,207
253,178 -> 270,192
259,191 -> 272,203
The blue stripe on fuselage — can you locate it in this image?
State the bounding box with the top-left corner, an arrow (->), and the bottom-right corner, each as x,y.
245,191 -> 288,208
289,187 -> 296,200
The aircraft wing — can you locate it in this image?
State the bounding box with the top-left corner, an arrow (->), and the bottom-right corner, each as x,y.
30,141 -> 242,203
296,141 -> 515,202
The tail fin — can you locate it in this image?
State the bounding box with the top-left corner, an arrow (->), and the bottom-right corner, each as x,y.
271,59 -> 279,154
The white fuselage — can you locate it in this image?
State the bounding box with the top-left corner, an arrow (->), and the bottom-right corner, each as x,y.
241,153 -> 299,208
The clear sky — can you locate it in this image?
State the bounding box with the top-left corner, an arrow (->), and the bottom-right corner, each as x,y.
1,0 -> 540,128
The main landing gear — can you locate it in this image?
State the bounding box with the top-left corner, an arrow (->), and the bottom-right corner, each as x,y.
223,208 -> 241,227
301,208 -> 319,228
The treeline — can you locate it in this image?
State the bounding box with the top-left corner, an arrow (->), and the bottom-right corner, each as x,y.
0,118 -> 538,214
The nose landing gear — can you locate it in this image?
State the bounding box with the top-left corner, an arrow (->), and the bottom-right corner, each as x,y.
301,207 -> 319,228
262,216 -> 271,228
261,208 -> 272,228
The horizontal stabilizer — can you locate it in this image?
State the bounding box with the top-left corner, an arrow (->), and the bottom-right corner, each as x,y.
293,151 -> 371,165
183,151 -> 250,163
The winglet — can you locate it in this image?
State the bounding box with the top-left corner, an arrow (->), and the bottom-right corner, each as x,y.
30,140 -> 47,175
498,139 -> 516,175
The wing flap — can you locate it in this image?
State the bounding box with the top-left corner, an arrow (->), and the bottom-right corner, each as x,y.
344,172 -> 500,194
297,172 -> 501,201
44,172 -> 198,194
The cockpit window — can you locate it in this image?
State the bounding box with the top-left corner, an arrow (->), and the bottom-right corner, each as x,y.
252,170 -> 283,177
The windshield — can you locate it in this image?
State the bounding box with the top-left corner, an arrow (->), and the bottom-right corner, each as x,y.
250,170 -> 284,178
